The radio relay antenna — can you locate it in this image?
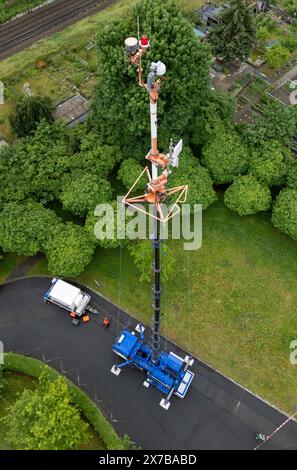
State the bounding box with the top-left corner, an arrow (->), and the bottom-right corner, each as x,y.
111,30 -> 194,410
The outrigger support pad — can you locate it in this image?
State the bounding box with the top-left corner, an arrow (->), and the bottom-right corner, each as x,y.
111,365 -> 121,376
159,398 -> 171,410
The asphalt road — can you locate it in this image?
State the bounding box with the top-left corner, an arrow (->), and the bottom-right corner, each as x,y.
0,276 -> 297,450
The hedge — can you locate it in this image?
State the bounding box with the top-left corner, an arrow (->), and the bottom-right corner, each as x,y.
4,352 -> 131,450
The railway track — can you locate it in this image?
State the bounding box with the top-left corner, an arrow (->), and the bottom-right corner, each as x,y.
0,0 -> 113,60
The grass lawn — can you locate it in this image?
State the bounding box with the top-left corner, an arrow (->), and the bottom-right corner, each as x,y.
0,0 -> 44,25
0,371 -> 105,449
28,198 -> 297,413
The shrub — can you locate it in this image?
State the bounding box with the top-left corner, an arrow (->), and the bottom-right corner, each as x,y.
224,174 -> 271,215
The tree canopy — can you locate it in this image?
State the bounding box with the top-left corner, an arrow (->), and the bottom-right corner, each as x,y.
4,371 -> 88,450
249,140 -> 289,187
9,95 -> 53,137
207,0 -> 256,62
85,200 -> 128,249
287,161 -> 297,189
117,158 -> 144,191
224,174 -> 271,215
201,120 -> 249,184
61,174 -> 112,217
91,0 -> 211,155
44,223 -> 95,276
0,201 -> 61,256
272,188 -> 297,241
169,146 -> 217,209
244,100 -> 297,147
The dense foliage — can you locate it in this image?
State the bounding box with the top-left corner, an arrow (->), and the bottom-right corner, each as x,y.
61,174 -> 112,217
249,141 -> 289,187
0,201 -> 61,256
44,223 -> 95,276
117,158 -> 144,191
243,99 -> 297,147
287,161 -> 297,189
224,174 -> 271,215
272,188 -> 297,241
207,0 -> 256,62
4,372 -> 88,450
169,146 -> 217,209
201,120 -> 249,184
91,0 -> 211,155
265,45 -> 291,70
9,95 -> 53,137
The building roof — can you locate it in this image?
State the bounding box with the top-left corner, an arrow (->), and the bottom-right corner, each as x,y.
53,94 -> 89,127
198,4 -> 224,19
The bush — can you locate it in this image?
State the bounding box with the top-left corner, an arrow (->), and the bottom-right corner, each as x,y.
0,201 -> 62,256
4,353 -> 130,450
249,141 -> 289,187
3,372 -> 88,450
224,174 -> 271,215
61,174 -> 112,217
201,120 -> 249,184
272,188 -> 297,240
44,223 -> 95,276
85,200 -> 128,249
117,158 -> 144,191
265,45 -> 291,70
287,161 -> 297,189
169,147 -> 217,209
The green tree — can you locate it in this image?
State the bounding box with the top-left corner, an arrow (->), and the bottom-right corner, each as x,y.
191,90 -> 235,146
244,99 -> 297,147
117,158 -> 144,191
77,133 -> 122,179
0,201 -> 61,256
9,95 -> 53,137
85,200 -> 128,249
0,120 -> 78,205
224,174 -> 271,215
91,0 -> 211,154
287,161 -> 297,189
4,371 -> 88,450
44,223 -> 95,276
265,44 -> 291,70
207,0 -> 256,62
249,141 -> 289,186
272,188 -> 297,240
201,120 -> 249,184
128,240 -> 174,283
169,146 -> 217,209
61,174 -> 112,217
